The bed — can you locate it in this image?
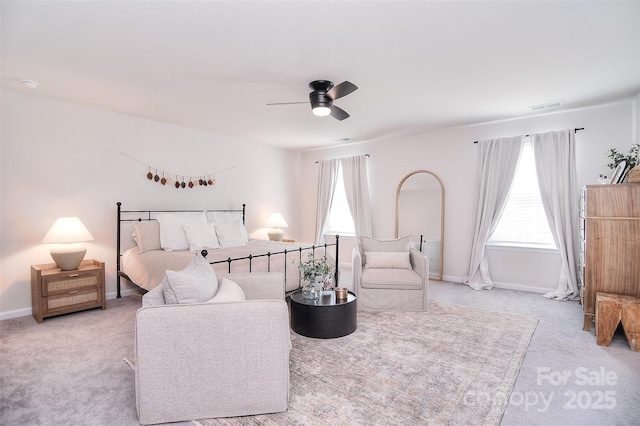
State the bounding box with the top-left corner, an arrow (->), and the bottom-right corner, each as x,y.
116,202 -> 339,296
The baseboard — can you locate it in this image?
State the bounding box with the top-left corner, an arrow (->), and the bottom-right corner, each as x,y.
439,275 -> 552,294
106,288 -> 143,299
0,307 -> 33,321
0,288 -> 142,321
491,281 -> 551,294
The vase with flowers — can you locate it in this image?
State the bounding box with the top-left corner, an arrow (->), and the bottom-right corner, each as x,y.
298,254 -> 335,301
606,144 -> 639,183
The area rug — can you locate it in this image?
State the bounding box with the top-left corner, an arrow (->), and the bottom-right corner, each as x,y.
187,301 -> 537,425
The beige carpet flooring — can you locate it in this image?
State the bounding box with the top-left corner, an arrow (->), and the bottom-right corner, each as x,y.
5,282 -> 638,425
191,300 -> 538,425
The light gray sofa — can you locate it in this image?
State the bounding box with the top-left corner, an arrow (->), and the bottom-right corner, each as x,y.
135,272 -> 290,425
352,237 -> 429,311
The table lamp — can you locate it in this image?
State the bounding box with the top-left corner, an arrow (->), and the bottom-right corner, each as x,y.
264,213 -> 288,241
41,217 -> 95,270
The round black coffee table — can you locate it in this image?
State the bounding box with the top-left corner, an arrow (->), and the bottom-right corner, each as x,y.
290,290 -> 357,339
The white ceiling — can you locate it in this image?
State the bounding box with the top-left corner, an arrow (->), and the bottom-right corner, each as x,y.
2,1 -> 639,150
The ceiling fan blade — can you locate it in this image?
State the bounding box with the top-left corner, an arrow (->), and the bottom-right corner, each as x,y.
326,81 -> 358,100
330,105 -> 350,121
266,101 -> 308,106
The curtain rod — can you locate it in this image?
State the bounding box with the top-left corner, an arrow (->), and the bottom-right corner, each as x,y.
473,128 -> 584,144
315,154 -> 370,163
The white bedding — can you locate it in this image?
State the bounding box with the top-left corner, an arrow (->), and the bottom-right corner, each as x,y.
121,240 -> 332,292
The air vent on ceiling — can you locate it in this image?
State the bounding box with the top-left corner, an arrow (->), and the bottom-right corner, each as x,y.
529,101 -> 564,112
20,79 -> 39,89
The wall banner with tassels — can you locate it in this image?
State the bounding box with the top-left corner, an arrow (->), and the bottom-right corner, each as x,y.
121,152 -> 236,189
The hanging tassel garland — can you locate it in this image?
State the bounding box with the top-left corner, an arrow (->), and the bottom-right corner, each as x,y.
121,152 -> 236,189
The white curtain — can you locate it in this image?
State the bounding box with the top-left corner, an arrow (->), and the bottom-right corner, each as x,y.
532,129 -> 580,300
315,159 -> 339,244
341,155 -> 373,240
466,136 -> 523,290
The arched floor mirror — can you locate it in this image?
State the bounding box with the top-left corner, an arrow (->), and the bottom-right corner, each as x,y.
395,170 -> 445,281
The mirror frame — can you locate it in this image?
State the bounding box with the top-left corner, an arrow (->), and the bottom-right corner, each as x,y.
395,170 -> 445,281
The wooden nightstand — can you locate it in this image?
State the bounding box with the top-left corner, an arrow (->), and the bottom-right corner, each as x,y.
30,259 -> 106,323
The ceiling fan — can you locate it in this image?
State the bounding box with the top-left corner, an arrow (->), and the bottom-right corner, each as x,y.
267,80 -> 358,121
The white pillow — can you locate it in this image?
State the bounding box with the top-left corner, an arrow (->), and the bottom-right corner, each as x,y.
205,278 -> 246,304
360,236 -> 412,266
183,222 -> 220,251
163,254 -> 218,304
133,221 -> 161,252
141,284 -> 166,307
156,212 -> 206,251
360,236 -> 412,253
215,220 -> 248,247
206,211 -> 243,224
364,251 -> 412,269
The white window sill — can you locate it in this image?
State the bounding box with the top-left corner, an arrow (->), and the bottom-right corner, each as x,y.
325,233 -> 356,239
486,242 -> 559,254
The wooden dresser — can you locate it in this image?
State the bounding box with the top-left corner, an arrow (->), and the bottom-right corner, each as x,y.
580,184 -> 640,330
31,259 -> 106,323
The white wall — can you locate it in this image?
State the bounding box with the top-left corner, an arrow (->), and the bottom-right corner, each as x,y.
0,89 -> 300,318
2,91 -> 636,318
300,101 -> 635,293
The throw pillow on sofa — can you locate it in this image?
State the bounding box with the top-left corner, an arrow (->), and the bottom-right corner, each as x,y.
205,278 -> 246,304
364,251 -> 412,269
359,236 -> 412,265
163,254 -> 218,304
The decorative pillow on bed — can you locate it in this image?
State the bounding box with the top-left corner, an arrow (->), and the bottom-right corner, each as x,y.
156,212 -> 207,251
163,254 -> 218,304
133,221 -> 162,253
364,251 -> 412,269
215,220 -> 248,247
183,222 -> 220,251
206,211 -> 243,224
205,278 -> 246,304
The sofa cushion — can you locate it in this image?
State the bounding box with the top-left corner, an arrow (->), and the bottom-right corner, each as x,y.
206,278 -> 246,304
360,268 -> 423,290
364,251 -> 412,269
142,283 -> 166,307
163,254 -> 218,304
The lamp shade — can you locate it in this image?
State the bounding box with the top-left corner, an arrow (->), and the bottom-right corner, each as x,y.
42,217 -> 95,243
41,217 -> 94,270
264,213 -> 289,229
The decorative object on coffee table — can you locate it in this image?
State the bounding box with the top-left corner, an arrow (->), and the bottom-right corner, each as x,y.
298,254 -> 335,300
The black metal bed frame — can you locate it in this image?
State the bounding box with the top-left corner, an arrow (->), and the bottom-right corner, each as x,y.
116,202 -> 339,297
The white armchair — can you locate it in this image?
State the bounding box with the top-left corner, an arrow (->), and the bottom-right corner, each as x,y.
352,236 -> 429,311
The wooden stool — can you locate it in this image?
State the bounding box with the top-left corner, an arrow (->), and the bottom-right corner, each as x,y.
595,292 -> 640,352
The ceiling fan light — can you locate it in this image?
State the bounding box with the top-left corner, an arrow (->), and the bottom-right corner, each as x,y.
312,106 -> 331,116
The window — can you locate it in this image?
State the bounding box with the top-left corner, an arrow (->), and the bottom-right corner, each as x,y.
488,138 -> 557,249
325,164 -> 355,236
